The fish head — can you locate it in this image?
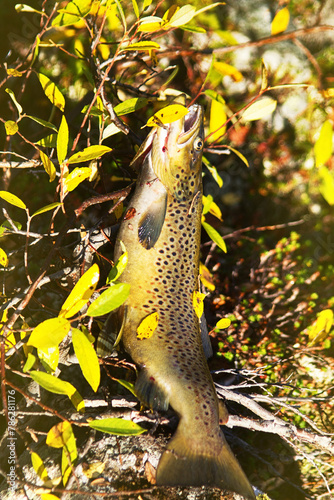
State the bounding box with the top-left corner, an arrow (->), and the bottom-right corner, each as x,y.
151,104 -> 204,201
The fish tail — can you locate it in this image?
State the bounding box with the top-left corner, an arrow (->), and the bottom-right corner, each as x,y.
156,421 -> 256,499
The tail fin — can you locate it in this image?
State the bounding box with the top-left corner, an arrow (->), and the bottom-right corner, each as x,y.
156,421 -> 256,500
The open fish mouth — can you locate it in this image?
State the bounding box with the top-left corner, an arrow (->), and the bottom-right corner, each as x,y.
177,104 -> 202,145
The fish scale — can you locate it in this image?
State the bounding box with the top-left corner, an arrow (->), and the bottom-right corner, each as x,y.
111,102 -> 256,499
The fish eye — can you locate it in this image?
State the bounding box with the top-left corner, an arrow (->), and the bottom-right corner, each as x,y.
193,137 -> 203,151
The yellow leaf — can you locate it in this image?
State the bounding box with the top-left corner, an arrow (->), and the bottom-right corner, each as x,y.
39,150 -> 56,182
271,7 -> 290,35
319,166 -> 334,205
67,145 -> 112,164
59,263 -> 100,318
213,61 -> 243,82
27,317 -> 71,349
41,494 -> 61,500
137,312 -> 159,340
37,73 -> 65,112
0,190 -> 26,209
146,104 -> 188,127
308,309 -> 333,345
192,291 -> 206,319
38,346 -> 59,372
6,68 -> 23,77
199,262 -> 215,292
5,120 -> 18,136
242,97 -> 277,122
215,318 -> 231,329
31,452 -> 50,481
30,371 -> 85,412
168,4 -> 196,27
314,120 -> 333,168
122,41 -> 160,51
63,167 -> 92,193
137,16 -> 164,32
46,421 -> 73,448
202,195 -> 222,220
72,328 -> 100,392
208,98 -> 226,143
227,146 -> 249,167
57,115 -> 69,165
0,248 -> 9,267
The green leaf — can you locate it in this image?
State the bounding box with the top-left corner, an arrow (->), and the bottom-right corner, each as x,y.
37,346 -> 59,373
57,115 -> 69,164
202,220 -> 227,253
114,98 -> 148,116
314,120 -> 333,168
59,263 -> 100,318
193,2 -> 223,18
0,248 -> 9,267
203,157 -> 223,188
23,352 -> 37,373
68,145 -> 112,164
241,97 -> 277,122
319,166 -> 334,205
4,120 -> 19,136
26,115 -> 58,132
0,190 -> 26,209
116,379 -> 136,397
5,88 -> 23,115
27,317 -> 71,349
87,283 -> 130,317
107,249 -> 128,283
30,371 -> 84,411
37,73 -> 65,112
168,5 -> 196,27
39,150 -> 57,182
88,418 -> 146,435
31,202 -> 62,218
36,134 -> 57,148
122,41 -> 160,52
52,0 -> 92,27
72,328 -> 100,392
61,426 -> 77,485
63,167 -> 92,192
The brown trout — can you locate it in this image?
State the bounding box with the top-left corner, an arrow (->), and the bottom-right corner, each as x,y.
112,102 -> 255,499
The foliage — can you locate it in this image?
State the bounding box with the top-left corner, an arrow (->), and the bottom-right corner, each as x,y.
0,0 -> 334,498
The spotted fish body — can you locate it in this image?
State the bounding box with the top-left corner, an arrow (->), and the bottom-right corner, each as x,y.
113,103 -> 255,499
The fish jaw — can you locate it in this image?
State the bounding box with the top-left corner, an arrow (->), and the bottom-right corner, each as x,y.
151,104 -> 204,200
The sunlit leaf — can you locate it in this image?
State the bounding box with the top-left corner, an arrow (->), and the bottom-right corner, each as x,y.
314,120 -> 333,168
87,282 -> 130,317
15,3 -> 44,14
308,309 -> 334,345
241,97 -> 277,122
36,134 -> 57,148
6,68 -> 23,77
5,88 -> 23,115
137,16 -> 164,32
57,115 -> 69,165
203,157 -> 223,188
114,98 -> 148,115
107,245 -> 128,283
102,122 -> 121,141
0,248 -> 9,267
46,421 -> 73,448
142,0 -> 153,10
63,167 -> 92,192
32,202 -> 62,218
30,371 -> 84,411
208,98 -> 226,143
227,146 -> 249,167
271,7 -> 290,35
116,379 -> 136,396
27,317 -> 71,349
68,145 -> 112,164
319,166 -> 334,206
41,493 -> 62,500
137,311 -> 159,340
146,104 -> 188,127
61,426 -> 77,485
39,150 -> 57,182
52,0 -> 92,26
202,195 -> 222,220
0,190 -> 26,209
168,4 -> 196,27
122,41 -> 160,51
38,346 -> 59,373
72,328 -> 100,392
59,263 -> 100,318
88,418 -> 146,435
215,318 -> 231,329
23,352 -> 37,372
31,452 -> 50,481
131,0 -> 139,17
5,120 -> 18,136
192,291 -> 206,319
202,220 -> 227,253
37,73 -> 65,112
199,262 -> 215,291
213,62 -> 243,82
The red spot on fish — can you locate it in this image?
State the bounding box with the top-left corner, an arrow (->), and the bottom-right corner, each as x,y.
124,207 -> 136,220
149,376 -> 155,381
162,146 -> 167,153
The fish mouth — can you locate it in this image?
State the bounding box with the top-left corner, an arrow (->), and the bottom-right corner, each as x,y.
177,104 -> 202,145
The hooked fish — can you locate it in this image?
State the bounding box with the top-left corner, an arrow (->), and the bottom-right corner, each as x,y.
111,101 -> 256,499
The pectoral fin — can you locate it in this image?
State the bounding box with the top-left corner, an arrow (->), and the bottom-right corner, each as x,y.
138,191 -> 167,249
135,368 -> 169,411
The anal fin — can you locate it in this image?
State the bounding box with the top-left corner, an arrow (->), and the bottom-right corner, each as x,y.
138,191 -> 167,249
135,368 -> 169,411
